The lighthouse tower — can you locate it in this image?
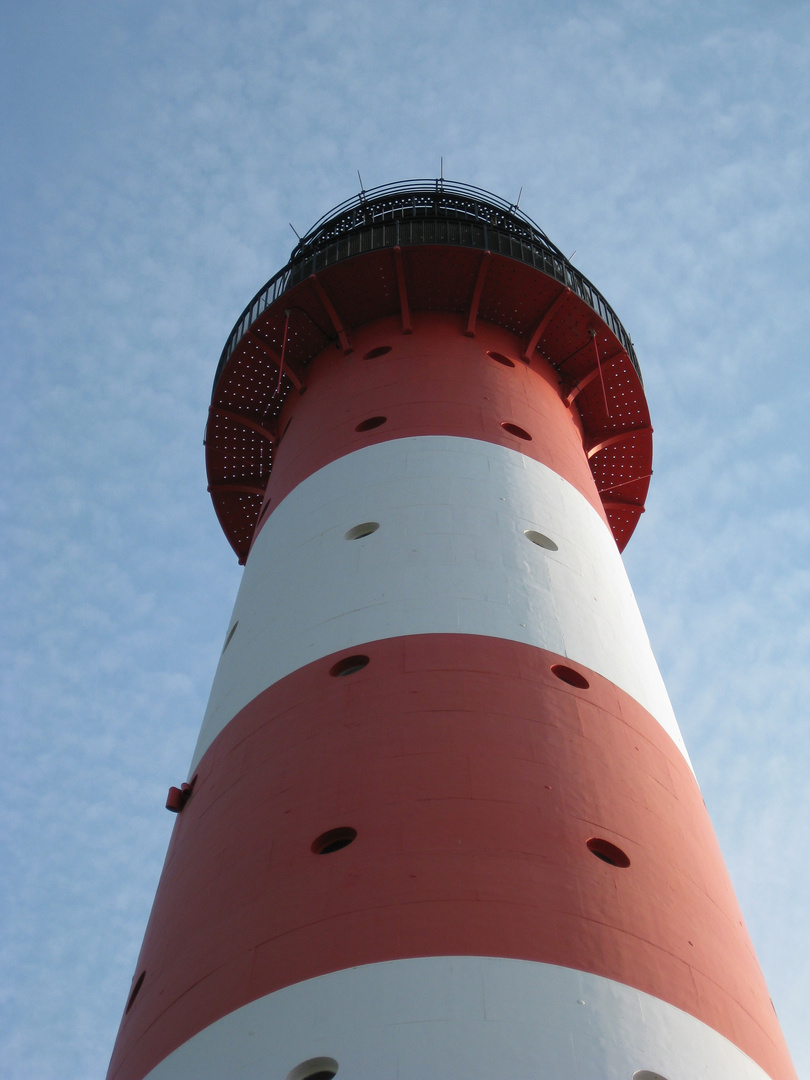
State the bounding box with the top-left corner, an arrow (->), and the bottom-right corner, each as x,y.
107,181 -> 796,1080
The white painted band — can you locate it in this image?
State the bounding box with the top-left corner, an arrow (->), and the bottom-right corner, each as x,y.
143,956 -> 770,1080
192,437 -> 686,770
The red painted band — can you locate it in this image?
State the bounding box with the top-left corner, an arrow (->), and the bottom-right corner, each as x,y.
108,635 -> 795,1080
249,314 -> 615,551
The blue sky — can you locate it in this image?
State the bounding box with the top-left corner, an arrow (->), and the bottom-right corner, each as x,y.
2,1 -> 808,1077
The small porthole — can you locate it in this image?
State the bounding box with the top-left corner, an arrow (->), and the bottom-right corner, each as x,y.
355,415 -> 387,432
125,971 -> 145,1014
551,664 -> 589,689
363,345 -> 391,359
344,522 -> 379,540
222,622 -> 238,653
487,350 -> 515,367
286,1057 -> 339,1080
587,837 -> 631,868
501,421 -> 532,441
312,828 -> 357,854
329,655 -> 369,677
633,1072 -> 670,1080
524,530 -> 558,551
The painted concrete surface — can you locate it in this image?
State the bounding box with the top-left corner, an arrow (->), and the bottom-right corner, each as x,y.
144,957 -> 774,1080
193,436 -> 685,769
108,636 -> 790,1080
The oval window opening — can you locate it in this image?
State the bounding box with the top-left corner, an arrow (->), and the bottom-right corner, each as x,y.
633,1072 -> 670,1080
587,837 -> 631,868
329,655 -> 370,677
524,530 -> 558,551
125,971 -> 145,1014
286,1057 -> 339,1080
355,415 -> 387,432
363,346 -> 391,359
312,828 -> 357,855
344,522 -> 379,541
488,350 -> 515,367
551,664 -> 589,689
501,421 -> 532,441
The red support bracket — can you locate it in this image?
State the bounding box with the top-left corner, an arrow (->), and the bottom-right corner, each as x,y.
602,498 -> 645,516
309,274 -> 352,353
207,480 -> 267,495
564,347 -> 625,406
464,251 -> 491,337
523,285 -> 569,361
586,426 -> 652,460
208,405 -> 276,445
393,247 -> 413,335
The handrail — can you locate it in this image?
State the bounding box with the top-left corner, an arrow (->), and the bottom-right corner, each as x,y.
289,178 -> 564,261
212,180 -> 640,395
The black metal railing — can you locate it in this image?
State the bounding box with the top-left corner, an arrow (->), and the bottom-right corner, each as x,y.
213,180 -> 640,394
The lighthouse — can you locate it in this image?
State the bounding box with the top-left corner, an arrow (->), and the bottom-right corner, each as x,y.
107,180 -> 796,1080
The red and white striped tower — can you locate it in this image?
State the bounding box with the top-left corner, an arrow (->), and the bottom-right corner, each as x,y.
107,181 -> 796,1080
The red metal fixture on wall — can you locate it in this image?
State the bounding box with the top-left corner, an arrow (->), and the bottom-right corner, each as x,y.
107,181 -> 796,1080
